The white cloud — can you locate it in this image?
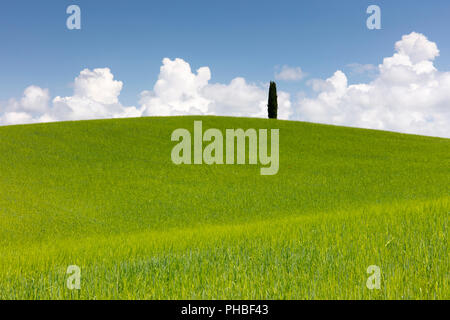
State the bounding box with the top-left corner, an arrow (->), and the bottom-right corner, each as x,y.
140,58 -> 293,119
1,32 -> 449,138
395,32 -> 439,64
275,65 -> 305,81
20,86 -> 50,113
52,68 -> 141,121
139,58 -> 212,116
296,32 -> 450,138
0,60 -> 292,126
0,86 -> 51,125
0,68 -> 141,126
73,68 -> 123,105
1,112 -> 34,126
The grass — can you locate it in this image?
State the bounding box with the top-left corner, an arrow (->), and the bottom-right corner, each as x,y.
0,116 -> 448,299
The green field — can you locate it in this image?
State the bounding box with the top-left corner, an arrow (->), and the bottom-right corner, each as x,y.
0,116 -> 448,299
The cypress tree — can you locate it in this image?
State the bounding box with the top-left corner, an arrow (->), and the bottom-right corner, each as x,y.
268,81 -> 278,119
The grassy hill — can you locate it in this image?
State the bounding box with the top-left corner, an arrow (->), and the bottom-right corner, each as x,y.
0,116 -> 448,299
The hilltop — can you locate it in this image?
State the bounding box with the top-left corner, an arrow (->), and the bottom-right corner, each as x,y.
0,116 -> 448,299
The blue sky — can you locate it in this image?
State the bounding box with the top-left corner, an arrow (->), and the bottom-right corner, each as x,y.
1,0 -> 450,104
1,1 -> 449,137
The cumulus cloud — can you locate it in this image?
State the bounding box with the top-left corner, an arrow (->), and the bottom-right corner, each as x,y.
0,86 -> 51,125
1,60 -> 293,126
1,32 -> 449,138
297,32 -> 450,138
20,86 -> 50,113
1,112 -> 34,126
52,68 -> 141,121
0,68 -> 141,125
275,65 -> 305,81
139,58 -> 293,119
73,68 -> 123,105
139,58 -> 212,116
395,32 -> 439,64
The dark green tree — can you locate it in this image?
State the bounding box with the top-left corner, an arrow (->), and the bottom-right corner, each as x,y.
267,81 -> 278,119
